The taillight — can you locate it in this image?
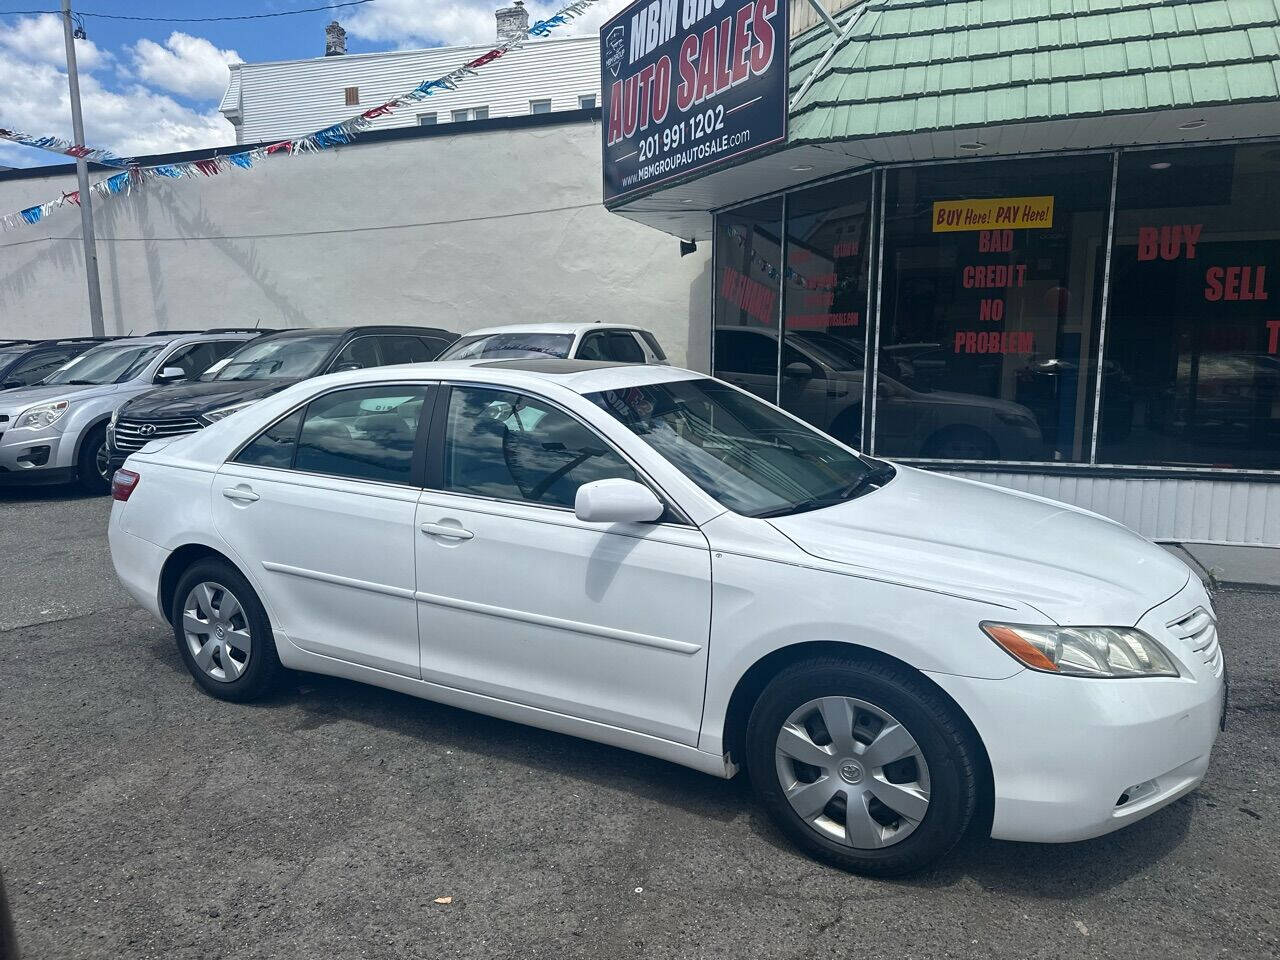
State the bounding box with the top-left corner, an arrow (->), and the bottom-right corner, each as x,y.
112,468 -> 140,501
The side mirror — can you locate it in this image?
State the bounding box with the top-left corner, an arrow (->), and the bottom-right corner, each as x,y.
332,362 -> 362,373
155,366 -> 187,384
574,478 -> 664,524
783,361 -> 814,380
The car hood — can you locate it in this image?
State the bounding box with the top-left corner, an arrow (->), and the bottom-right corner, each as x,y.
0,382 -> 106,412
766,466 -> 1190,626
120,378 -> 301,419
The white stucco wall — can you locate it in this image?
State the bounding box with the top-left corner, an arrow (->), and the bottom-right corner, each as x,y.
0,118 -> 711,370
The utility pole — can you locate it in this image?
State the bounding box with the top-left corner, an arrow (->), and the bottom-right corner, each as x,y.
61,0 -> 105,337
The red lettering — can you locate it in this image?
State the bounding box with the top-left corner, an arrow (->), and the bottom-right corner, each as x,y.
675,34 -> 699,112
621,74 -> 639,138
750,0 -> 777,74
652,55 -> 671,123
636,62 -> 656,130
607,80 -> 624,145
1137,226 -> 1159,261
1225,266 -> 1242,301
1183,223 -> 1202,259
695,26 -> 718,104
715,17 -> 734,92
1205,266 -> 1223,301
1268,320 -> 1280,354
730,3 -> 753,84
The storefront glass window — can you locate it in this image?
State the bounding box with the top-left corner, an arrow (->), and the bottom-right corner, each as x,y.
1098,144 -> 1280,469
874,156 -> 1112,461
779,176 -> 874,446
713,198 -> 784,403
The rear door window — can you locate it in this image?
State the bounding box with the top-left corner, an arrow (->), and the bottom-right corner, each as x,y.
293,386 -> 429,484
379,335 -> 435,364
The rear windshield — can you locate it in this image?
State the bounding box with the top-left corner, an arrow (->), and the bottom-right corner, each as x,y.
438,333 -> 574,361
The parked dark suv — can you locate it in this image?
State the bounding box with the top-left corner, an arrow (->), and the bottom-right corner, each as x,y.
0,337 -> 119,391
107,325 -> 457,473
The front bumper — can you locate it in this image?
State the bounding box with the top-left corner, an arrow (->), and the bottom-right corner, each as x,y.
0,426 -> 74,483
928,578 -> 1225,843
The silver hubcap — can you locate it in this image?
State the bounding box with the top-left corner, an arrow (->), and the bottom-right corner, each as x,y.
774,696 -> 931,849
95,441 -> 111,480
181,582 -> 251,683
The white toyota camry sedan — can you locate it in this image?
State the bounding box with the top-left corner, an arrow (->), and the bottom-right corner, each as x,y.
109,359 -> 1226,875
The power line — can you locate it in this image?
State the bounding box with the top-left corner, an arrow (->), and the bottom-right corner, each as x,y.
0,202 -> 602,246
0,1 -> 375,22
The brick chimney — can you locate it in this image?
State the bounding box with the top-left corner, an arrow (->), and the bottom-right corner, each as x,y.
325,20 -> 347,56
496,2 -> 529,42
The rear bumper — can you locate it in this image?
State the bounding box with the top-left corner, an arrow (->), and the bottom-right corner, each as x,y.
108,515 -> 170,621
928,664 -> 1223,843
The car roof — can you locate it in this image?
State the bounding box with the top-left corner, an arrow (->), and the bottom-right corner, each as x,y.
252,325 -> 456,341
458,322 -> 644,337
330,358 -> 703,395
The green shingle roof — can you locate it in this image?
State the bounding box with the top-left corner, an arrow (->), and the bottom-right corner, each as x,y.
788,0 -> 1280,145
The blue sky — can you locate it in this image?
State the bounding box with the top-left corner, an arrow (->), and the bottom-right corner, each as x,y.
0,0 -> 625,169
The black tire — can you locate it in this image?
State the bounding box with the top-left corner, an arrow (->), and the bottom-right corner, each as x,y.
745,655 -> 979,877
170,558 -> 281,702
77,424 -> 112,494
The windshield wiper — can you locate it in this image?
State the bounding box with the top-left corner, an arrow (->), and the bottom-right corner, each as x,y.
65,379 -> 98,385
749,462 -> 897,519
835,461 -> 896,501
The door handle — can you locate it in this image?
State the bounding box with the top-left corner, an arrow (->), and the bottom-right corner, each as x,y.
420,522 -> 473,541
222,485 -> 260,503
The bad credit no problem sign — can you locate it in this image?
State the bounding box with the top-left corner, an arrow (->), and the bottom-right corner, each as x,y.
600,0 -> 788,205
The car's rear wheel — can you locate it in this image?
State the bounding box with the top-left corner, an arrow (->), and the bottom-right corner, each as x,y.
746,655 -> 979,876
77,424 -> 112,494
171,559 -> 280,702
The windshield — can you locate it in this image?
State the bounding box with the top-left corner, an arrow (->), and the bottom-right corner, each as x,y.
438,333 -> 574,361
588,378 -> 886,517
791,332 -> 865,371
212,334 -> 338,381
0,347 -> 25,369
44,343 -> 162,385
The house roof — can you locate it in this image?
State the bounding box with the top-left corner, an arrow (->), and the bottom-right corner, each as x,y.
788,0 -> 1280,145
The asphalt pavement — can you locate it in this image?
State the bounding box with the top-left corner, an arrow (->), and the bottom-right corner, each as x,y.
0,491 -> 1276,960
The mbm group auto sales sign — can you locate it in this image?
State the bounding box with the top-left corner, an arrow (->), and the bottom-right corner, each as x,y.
600,0 -> 788,205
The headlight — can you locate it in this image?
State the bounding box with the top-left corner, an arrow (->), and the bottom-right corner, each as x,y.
982,623 -> 1179,678
202,400 -> 256,424
14,400 -> 70,431
995,410 -> 1036,427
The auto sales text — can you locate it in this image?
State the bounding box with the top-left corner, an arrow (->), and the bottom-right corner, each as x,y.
606,0 -> 779,146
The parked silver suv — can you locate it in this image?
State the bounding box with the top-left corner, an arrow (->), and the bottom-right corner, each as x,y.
0,330 -> 263,493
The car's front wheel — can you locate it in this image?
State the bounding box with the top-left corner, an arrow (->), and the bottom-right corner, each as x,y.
171,559 -> 281,702
746,655 -> 980,876
77,424 -> 112,494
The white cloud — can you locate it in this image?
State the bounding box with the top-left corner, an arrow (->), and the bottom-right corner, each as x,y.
0,19 -> 232,168
131,32 -> 242,102
344,0 -> 632,48
0,13 -> 109,70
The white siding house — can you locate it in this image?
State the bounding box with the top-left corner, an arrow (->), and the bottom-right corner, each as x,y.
219,34 -> 601,145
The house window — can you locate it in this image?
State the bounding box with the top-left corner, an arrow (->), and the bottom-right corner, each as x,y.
530,99 -> 552,114
417,113 -> 437,126
451,107 -> 489,122
579,95 -> 596,109
344,86 -> 359,106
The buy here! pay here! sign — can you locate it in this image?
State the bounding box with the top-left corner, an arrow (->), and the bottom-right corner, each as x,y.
600,0 -> 788,205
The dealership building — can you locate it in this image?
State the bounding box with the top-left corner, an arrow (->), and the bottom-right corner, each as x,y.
607,0 -> 1280,545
